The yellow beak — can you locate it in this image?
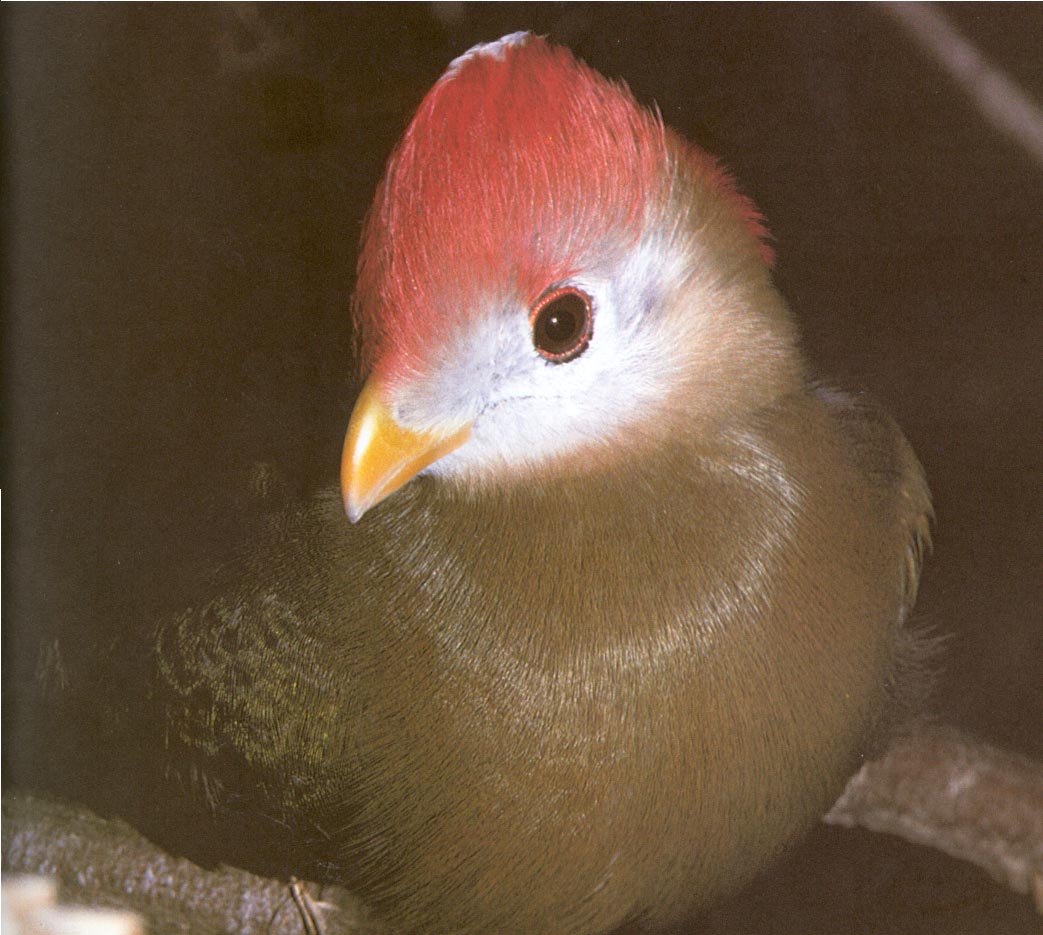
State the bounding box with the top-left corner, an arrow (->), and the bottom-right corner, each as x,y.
341,378 -> 472,523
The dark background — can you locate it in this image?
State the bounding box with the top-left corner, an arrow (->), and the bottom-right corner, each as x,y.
4,5 -> 1042,933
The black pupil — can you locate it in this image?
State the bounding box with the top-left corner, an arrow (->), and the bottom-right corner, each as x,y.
534,292 -> 588,359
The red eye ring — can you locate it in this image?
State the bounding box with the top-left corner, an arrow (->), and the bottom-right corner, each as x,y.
529,287 -> 593,363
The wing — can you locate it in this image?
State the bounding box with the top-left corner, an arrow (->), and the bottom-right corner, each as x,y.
142,488 -> 375,878
816,385 -> 933,619
815,385 -> 939,726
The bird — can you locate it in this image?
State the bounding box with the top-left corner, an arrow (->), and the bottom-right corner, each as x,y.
151,31 -> 933,935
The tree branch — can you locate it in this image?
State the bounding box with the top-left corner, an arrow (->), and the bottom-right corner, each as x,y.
825,723 -> 1043,913
4,724 -> 1041,931
1,792 -> 387,935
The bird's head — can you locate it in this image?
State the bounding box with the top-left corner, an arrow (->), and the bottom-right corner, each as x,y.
342,32 -> 802,522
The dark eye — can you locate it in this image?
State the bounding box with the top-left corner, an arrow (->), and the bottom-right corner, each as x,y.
530,288 -> 593,363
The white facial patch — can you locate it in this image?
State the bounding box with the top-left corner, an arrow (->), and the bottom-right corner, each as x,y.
388,232 -> 699,483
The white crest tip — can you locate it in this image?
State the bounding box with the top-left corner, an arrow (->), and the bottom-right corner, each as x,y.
443,32 -> 533,79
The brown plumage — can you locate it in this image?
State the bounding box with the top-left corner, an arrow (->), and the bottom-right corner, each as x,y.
154,32 -> 932,935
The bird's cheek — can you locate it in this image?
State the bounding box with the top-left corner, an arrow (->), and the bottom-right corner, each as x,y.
340,378 -> 471,523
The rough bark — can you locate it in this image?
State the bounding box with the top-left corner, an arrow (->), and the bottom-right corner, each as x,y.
1,792 -> 388,935
825,723 -> 1043,913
